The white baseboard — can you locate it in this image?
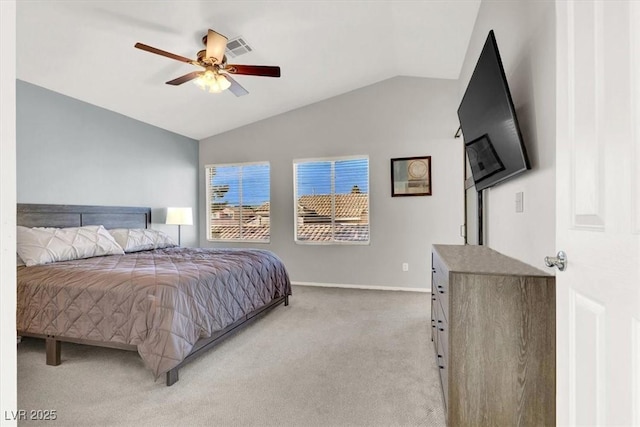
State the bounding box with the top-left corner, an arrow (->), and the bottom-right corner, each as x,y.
291,281 -> 430,293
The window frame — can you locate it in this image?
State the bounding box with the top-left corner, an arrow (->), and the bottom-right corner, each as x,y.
205,161 -> 271,243
292,155 -> 370,246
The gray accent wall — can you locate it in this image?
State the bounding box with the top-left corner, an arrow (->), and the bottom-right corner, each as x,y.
458,0 -> 556,271
199,76 -> 465,290
16,80 -> 199,247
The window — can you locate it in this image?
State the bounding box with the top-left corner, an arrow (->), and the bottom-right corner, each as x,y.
206,162 -> 270,242
293,156 -> 369,244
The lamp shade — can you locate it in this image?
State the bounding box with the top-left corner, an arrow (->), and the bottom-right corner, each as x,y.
166,207 -> 193,225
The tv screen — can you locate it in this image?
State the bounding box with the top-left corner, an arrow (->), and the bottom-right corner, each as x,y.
457,30 -> 530,192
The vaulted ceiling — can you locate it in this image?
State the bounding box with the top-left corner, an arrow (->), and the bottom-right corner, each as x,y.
17,1 -> 480,140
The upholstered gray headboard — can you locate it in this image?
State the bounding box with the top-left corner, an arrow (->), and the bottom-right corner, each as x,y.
17,204 -> 152,229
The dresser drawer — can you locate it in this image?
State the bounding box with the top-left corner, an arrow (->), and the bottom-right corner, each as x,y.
430,291 -> 438,353
436,300 -> 448,358
432,252 -> 449,292
436,286 -> 449,323
432,254 -> 449,322
436,325 -> 449,410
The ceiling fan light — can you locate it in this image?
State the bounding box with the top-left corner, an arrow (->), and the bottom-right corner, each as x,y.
216,74 -> 231,91
193,70 -> 230,93
194,77 -> 206,89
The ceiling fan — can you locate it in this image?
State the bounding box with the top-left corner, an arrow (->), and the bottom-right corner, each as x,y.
134,29 -> 281,96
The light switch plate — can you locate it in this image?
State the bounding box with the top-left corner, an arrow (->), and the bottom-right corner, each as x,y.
515,192 -> 524,213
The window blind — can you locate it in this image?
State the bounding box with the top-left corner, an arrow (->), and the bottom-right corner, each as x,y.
206,162 -> 270,242
293,156 -> 369,244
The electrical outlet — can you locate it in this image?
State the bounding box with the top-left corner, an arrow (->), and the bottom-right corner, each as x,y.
402,262 -> 409,272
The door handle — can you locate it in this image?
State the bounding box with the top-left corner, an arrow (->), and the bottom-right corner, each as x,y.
545,250 -> 567,271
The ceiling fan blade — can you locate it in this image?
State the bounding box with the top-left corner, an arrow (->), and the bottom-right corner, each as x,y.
205,29 -> 228,65
226,64 -> 281,77
222,74 -> 249,97
166,71 -> 202,85
134,42 -> 195,64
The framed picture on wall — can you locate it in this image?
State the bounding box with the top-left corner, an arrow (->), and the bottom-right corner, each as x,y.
391,156 -> 432,197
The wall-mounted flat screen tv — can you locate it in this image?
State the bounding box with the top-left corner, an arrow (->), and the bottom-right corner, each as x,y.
457,30 -> 530,192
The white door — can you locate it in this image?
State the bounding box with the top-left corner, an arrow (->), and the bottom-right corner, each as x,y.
556,1 -> 640,425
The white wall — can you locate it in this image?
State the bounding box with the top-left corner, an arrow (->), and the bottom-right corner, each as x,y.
16,81 -> 200,247
458,0 -> 556,269
200,76 -> 465,290
0,0 -> 17,422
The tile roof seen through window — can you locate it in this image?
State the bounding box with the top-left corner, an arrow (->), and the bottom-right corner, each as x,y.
209,194 -> 369,242
210,223 -> 369,242
298,194 -> 368,220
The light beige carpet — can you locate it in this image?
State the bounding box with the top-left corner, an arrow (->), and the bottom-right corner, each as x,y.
17,285 -> 445,426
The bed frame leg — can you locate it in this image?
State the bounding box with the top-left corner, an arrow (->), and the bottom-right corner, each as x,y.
166,368 -> 179,386
45,337 -> 61,366
284,295 -> 289,306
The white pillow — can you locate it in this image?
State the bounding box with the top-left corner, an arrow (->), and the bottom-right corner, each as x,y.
17,225 -> 124,267
108,228 -> 177,253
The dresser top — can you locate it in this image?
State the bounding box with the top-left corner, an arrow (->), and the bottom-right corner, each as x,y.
433,244 -> 552,277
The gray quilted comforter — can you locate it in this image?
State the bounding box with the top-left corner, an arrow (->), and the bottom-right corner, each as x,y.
17,247 -> 291,377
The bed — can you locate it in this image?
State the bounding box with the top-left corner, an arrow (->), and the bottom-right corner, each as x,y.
16,203 -> 291,386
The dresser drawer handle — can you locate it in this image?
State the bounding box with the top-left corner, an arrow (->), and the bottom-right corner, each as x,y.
438,328 -> 445,332
437,354 -> 443,358
439,291 -> 444,294
439,365 -> 445,369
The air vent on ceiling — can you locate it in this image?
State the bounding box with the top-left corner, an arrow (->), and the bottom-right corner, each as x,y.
225,37 -> 252,58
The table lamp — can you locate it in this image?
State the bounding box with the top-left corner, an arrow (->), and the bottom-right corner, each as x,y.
165,207 -> 193,246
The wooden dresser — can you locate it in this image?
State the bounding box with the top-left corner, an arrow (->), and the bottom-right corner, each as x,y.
431,244 -> 556,426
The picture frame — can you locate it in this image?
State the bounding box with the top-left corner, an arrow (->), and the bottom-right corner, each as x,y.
391,156 -> 432,197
